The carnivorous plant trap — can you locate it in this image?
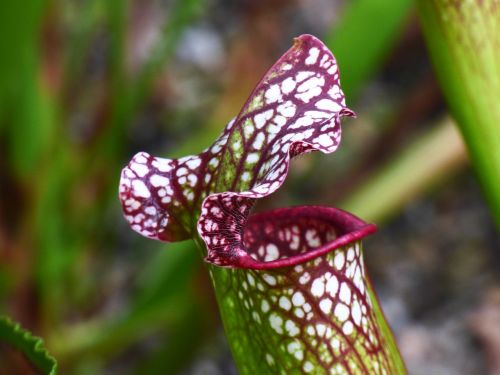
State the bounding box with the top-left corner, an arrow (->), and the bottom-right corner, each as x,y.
119,34 -> 405,374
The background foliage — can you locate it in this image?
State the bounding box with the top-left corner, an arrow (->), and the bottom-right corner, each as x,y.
0,0 -> 498,374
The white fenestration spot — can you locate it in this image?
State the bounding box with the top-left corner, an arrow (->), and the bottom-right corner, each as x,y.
153,157 -> 172,172
265,354 -> 274,366
144,206 -> 157,215
285,319 -> 299,336
287,341 -> 303,361
269,313 -> 283,334
247,273 -> 255,287
261,300 -> 270,313
293,348 -> 304,361
319,54 -> 329,68
296,76 -> 325,103
318,324 -> 329,338
314,134 -> 334,148
319,298 -> 333,314
254,109 -> 273,129
263,274 -> 277,286
303,361 -> 314,373
353,266 -> 365,295
305,47 -> 320,65
334,303 -> 349,322
343,321 -> 354,335
187,174 -> 198,187
265,84 -> 282,104
176,167 -> 188,177
253,132 -> 266,149
279,296 -> 292,311
130,162 -> 149,177
294,308 -> 305,318
247,153 -> 259,164
334,252 -> 345,270
345,261 -> 357,280
150,174 -> 169,188
289,234 -> 300,250
244,122 -> 254,137
277,101 -> 296,118
124,199 -> 140,211
186,158 -> 201,169
305,230 -> 320,247
352,300 -> 362,326
332,338 -> 340,351
241,172 -> 251,182
292,292 -> 305,307
264,243 -> 279,261
208,157 -> 219,168
132,180 -> 150,198
347,247 -> 355,261
133,213 -> 144,223
299,272 -> 311,285
339,282 -> 351,304
267,124 -> 280,134
296,71 -> 314,82
134,153 -> 148,164
328,65 -> 338,75
328,84 -> 341,99
316,98 -> 342,112
311,278 -> 325,297
252,311 -> 261,323
273,115 -> 287,127
281,77 -> 296,94
325,275 -> 339,297
290,116 -> 313,129
306,325 -> 315,336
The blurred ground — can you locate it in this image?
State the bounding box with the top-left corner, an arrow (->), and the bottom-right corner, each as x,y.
0,0 -> 499,374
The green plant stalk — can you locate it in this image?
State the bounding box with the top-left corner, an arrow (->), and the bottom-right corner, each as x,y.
201,236 -> 406,374
416,0 -> 500,230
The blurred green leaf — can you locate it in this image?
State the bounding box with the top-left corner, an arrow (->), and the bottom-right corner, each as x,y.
0,0 -> 56,175
133,241 -> 199,311
130,301 -> 212,375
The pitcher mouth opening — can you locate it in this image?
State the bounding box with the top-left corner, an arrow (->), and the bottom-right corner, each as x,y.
227,206 -> 377,270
